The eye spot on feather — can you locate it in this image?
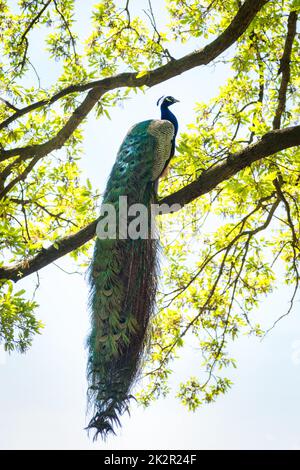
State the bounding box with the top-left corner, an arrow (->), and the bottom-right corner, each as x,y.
92,268 -> 101,278
99,334 -> 109,342
100,311 -> 110,320
103,288 -> 113,297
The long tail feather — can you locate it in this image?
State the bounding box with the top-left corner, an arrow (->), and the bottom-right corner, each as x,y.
86,121 -> 163,439
87,232 -> 159,438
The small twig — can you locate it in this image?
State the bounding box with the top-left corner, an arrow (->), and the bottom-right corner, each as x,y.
53,0 -> 78,63
0,155 -> 42,200
20,186 -> 31,241
32,272 -> 40,300
53,262 -> 83,276
19,0 -> 53,46
18,0 -> 53,70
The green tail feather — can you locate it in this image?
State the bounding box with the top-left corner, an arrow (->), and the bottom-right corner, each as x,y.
87,121 -> 161,439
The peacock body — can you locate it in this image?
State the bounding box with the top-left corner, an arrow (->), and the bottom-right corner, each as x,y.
87,114 -> 177,439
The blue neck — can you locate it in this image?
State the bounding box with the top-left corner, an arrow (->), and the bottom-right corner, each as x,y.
160,105 -> 178,136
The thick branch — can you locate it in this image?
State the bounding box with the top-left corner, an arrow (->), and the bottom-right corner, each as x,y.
0,83 -> 96,133
0,87 -> 104,196
0,220 -> 97,282
0,0 -> 268,136
0,87 -> 104,169
272,11 -> 297,130
0,124 -> 299,283
161,125 -> 300,207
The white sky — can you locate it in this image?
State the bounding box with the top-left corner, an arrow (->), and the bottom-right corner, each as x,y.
1,0 -> 300,450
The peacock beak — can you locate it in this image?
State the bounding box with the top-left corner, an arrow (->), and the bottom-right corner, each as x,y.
173,98 -> 180,103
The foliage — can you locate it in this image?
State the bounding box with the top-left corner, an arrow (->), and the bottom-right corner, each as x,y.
139,0 -> 300,407
0,0 -> 299,411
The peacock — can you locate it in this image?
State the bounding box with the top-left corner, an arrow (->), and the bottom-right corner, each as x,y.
87,96 -> 179,439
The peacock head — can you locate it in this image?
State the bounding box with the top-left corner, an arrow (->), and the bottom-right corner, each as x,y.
157,95 -> 179,108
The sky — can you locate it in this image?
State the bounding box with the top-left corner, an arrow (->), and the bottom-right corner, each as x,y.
1,0 -> 300,450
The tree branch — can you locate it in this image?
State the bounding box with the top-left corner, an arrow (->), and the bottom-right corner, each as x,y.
53,0 -> 78,62
0,97 -> 20,112
0,220 -> 97,283
0,155 -> 41,200
0,0 -> 268,136
17,0 -> 53,71
273,11 -> 298,130
0,86 -> 104,169
1,124 -> 299,283
19,0 -> 53,47
161,125 -> 300,208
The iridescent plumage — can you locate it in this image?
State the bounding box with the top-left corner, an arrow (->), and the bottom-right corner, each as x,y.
87,118 -> 175,439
